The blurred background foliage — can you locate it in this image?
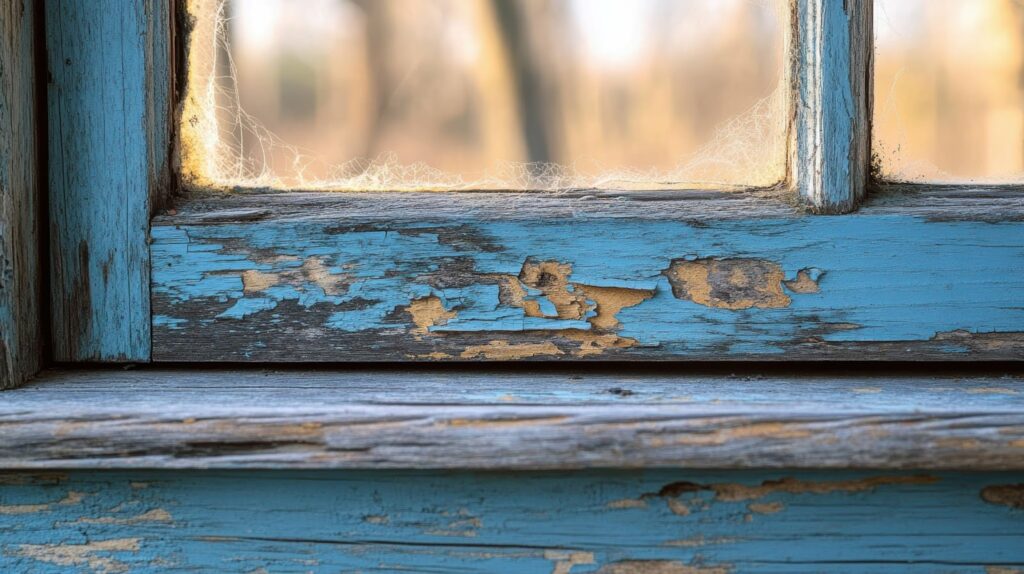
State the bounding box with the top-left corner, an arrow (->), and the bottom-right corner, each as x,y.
206,0 -> 1024,190
875,0 -> 1024,183
216,0 -> 788,190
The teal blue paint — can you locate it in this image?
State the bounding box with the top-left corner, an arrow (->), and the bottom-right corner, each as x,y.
1,470 -> 1022,572
795,0 -> 870,213
46,0 -> 169,361
152,215 -> 1024,359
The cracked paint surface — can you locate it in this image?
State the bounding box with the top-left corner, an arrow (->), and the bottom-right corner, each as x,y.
151,216 -> 1024,360
2,470 -> 1022,573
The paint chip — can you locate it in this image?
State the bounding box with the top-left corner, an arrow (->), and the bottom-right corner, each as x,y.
663,257 -> 793,309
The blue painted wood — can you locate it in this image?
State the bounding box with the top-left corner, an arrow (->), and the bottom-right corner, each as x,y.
1,470 -> 1022,572
151,194 -> 1024,361
793,0 -> 872,213
45,0 -> 172,362
0,0 -> 41,388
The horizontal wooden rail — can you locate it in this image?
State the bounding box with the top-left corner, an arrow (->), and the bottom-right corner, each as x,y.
150,189 -> 1024,362
3,368 -> 1023,469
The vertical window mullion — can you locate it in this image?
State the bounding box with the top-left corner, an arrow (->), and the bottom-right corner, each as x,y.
792,0 -> 873,214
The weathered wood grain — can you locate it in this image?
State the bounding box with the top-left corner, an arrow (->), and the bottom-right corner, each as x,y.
151,189 -> 1024,362
0,0 -> 41,389
45,0 -> 173,362
2,368 -> 1023,469
792,0 -> 872,213
1,469 -> 1022,572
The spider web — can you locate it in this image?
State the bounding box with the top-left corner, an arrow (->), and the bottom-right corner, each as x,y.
179,0 -> 791,192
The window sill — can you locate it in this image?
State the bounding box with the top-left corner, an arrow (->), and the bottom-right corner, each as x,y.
2,368 -> 1023,470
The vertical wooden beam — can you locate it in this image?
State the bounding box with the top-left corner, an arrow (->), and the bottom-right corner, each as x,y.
792,0 -> 873,214
0,0 -> 41,389
45,0 -> 173,361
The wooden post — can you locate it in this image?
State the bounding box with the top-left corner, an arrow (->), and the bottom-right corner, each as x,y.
45,0 -> 173,361
1,0 -> 42,389
792,0 -> 873,214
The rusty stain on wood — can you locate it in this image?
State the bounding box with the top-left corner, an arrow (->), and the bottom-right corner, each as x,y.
980,484 -> 1024,510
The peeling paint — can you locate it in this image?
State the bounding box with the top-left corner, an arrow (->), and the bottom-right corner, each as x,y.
10,538 -> 140,574
594,560 -> 730,574
575,285 -> 655,330
561,330 -> 640,357
73,508 -> 173,525
783,268 -> 823,294
407,351 -> 454,360
241,256 -> 351,297
664,536 -> 736,548
424,508 -> 482,537
0,491 -> 84,515
405,295 -> 457,336
545,550 -> 596,574
747,501 -> 785,514
153,213 -> 1024,361
663,258 -> 793,310
641,475 -> 940,509
461,341 -> 564,360
607,498 -> 648,509
0,472 -> 67,485
703,475 -> 939,502
980,484 -> 1024,509
493,259 -> 654,331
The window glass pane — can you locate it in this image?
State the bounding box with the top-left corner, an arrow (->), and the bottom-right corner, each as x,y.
181,0 -> 789,191
874,0 -> 1024,183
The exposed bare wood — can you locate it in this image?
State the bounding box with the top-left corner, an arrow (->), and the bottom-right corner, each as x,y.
151,188 -> 1024,362
2,369 -> 1023,469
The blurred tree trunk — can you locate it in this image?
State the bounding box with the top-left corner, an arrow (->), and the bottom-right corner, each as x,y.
351,0 -> 393,160
490,0 -> 552,165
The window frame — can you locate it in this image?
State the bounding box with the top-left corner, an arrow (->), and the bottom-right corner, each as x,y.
4,0 -> 1024,376
2,0 -> 1024,474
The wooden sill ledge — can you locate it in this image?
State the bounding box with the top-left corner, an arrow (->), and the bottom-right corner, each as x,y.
1,368 -> 1023,470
